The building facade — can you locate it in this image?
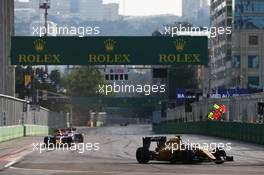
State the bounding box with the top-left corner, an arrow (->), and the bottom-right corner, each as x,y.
182,0 -> 208,20
0,0 -> 15,96
27,0 -> 119,21
79,0 -> 119,21
210,0 -> 264,89
49,0 -> 71,19
210,0 -> 233,89
231,0 -> 264,88
182,0 -> 201,20
80,0 -> 104,21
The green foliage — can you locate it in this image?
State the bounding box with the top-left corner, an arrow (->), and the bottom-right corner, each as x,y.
169,65 -> 197,89
168,65 -> 198,99
65,66 -> 105,96
50,70 -> 60,84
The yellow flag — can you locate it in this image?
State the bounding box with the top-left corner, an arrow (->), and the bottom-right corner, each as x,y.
24,75 -> 32,87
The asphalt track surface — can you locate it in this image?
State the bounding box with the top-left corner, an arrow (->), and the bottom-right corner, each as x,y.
1,125 -> 264,175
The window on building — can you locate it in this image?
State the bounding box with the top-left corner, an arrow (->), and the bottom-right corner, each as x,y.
248,55 -> 259,68
114,74 -> 119,80
227,6 -> 232,16
120,74 -> 124,80
232,55 -> 240,68
249,35 -> 258,45
248,76 -> 259,88
226,48 -> 232,56
227,19 -> 232,27
124,74 -> 128,80
110,74 -> 114,80
227,35 -> 232,42
105,74 -> 109,80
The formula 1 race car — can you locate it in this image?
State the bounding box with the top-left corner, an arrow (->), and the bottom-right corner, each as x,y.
65,128 -> 84,143
120,122 -> 129,126
44,128 -> 84,146
136,136 -> 233,164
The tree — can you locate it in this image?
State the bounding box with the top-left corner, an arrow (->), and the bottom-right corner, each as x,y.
168,65 -> 198,99
50,70 -> 61,85
65,67 -> 104,96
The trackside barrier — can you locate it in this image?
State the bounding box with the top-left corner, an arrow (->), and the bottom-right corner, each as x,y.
153,122 -> 264,145
0,125 -> 24,142
24,125 -> 49,136
0,94 -> 67,142
165,93 -> 264,123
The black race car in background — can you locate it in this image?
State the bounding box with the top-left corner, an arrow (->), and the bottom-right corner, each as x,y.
120,122 -> 129,126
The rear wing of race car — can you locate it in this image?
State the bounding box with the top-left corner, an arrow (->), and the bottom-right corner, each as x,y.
66,128 -> 77,131
142,136 -> 167,149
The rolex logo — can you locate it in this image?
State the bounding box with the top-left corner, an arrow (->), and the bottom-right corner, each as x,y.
174,39 -> 186,52
34,39 -> 45,52
104,39 -> 116,52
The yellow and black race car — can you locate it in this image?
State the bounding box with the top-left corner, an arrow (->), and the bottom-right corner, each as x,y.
136,136 -> 233,164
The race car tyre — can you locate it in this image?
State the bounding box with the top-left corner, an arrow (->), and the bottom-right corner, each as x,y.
171,150 -> 181,164
182,149 -> 195,164
79,135 -> 84,143
136,147 -> 150,164
67,138 -> 73,147
213,148 -> 226,164
44,136 -> 56,147
61,137 -> 73,147
74,134 -> 84,143
67,141 -> 72,147
44,137 -> 49,146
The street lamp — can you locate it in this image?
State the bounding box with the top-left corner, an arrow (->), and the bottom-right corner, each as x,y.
39,0 -> 50,37
39,0 -> 50,73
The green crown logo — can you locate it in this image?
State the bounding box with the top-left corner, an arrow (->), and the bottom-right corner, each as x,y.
174,39 -> 186,52
104,39 -> 116,52
34,39 -> 45,52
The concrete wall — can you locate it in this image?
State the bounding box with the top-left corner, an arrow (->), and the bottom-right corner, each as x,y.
0,125 -> 24,142
24,125 -> 49,136
0,125 -> 49,142
0,94 -> 67,143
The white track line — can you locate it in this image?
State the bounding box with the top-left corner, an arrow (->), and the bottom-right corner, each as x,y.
4,161 -> 17,168
9,167 -> 119,174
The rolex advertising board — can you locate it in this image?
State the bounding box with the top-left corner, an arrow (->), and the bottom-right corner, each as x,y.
11,36 -> 208,66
